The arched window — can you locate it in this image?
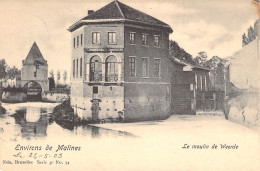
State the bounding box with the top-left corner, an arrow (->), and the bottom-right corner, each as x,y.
105,56 -> 118,82
90,56 -> 102,82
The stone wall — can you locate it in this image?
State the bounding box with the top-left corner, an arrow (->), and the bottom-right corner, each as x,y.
42,92 -> 69,103
227,91 -> 260,129
21,64 -> 49,92
1,92 -> 27,103
72,83 -> 124,122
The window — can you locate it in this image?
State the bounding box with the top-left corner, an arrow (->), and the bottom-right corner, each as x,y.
129,57 -> 136,77
190,84 -> 194,91
80,58 -> 82,77
154,59 -> 160,77
93,87 -> 98,94
195,74 -> 197,90
142,58 -> 149,77
73,38 -> 75,48
34,71 -> 37,77
204,75 -> 207,91
200,75 -> 202,91
154,35 -> 160,47
76,59 -> 78,78
73,60 -> 75,78
92,32 -> 100,44
105,56 -> 118,82
90,56 -> 102,82
130,32 -> 136,44
80,34 -> 83,46
108,32 -> 116,44
77,36 -> 79,47
142,34 -> 148,45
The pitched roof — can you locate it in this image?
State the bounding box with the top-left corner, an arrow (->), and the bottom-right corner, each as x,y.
171,57 -> 211,71
23,42 -> 47,65
68,0 -> 173,32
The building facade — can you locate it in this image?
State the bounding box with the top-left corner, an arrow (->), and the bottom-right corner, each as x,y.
68,0 -> 173,122
229,20 -> 260,91
21,42 -> 49,100
169,58 -> 223,114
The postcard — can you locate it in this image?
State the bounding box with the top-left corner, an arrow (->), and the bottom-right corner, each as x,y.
0,0 -> 259,170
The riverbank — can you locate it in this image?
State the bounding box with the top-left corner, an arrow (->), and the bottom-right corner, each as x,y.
227,91 -> 260,130
52,99 -> 89,126
0,103 -> 6,114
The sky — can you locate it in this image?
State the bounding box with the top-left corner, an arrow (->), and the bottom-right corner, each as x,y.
0,0 -> 258,76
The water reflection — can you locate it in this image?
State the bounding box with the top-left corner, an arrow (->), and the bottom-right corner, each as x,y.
12,108 -> 50,138
10,106 -> 134,139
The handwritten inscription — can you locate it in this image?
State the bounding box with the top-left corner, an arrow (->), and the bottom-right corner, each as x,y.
2,144 -> 81,166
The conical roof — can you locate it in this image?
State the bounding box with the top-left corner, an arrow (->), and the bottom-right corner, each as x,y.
23,42 -> 47,65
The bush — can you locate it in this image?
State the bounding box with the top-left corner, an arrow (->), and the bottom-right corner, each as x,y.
2,86 -> 26,93
52,99 -> 84,126
0,104 -> 6,114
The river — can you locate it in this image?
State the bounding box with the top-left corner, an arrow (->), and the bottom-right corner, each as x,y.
0,102 -> 134,142
0,102 -> 259,170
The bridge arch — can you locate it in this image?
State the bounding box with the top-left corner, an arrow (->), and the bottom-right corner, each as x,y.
23,81 -> 43,101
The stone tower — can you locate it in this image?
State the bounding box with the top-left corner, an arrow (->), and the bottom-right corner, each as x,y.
21,42 -> 49,92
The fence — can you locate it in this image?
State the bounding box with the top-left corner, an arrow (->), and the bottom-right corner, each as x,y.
196,91 -> 225,111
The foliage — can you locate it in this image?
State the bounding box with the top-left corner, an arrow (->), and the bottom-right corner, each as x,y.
2,86 -> 26,93
204,56 -> 229,70
0,104 -> 6,114
6,66 -> 21,79
242,19 -> 259,47
248,26 -> 256,42
57,70 -> 60,80
0,59 -> 7,79
193,51 -> 208,65
242,33 -> 248,47
63,70 -> 67,82
49,69 -> 54,78
48,77 -> 55,90
169,40 -> 196,65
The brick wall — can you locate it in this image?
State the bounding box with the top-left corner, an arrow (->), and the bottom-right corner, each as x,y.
124,26 -> 170,83
124,82 -> 171,121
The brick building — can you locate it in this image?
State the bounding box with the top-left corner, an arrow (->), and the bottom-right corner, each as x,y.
169,57 -> 226,114
68,0 -> 173,122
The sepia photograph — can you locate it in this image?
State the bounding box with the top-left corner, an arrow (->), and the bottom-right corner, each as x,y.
0,0 -> 259,170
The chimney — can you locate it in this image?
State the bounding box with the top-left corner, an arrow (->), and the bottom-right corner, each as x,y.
88,10 -> 94,15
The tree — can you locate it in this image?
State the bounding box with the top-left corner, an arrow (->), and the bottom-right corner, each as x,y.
48,77 -> 55,90
194,51 -> 207,65
204,56 -> 219,69
0,59 -> 7,79
6,66 -> 20,79
242,33 -> 249,47
49,69 -> 54,78
0,59 -> 7,100
254,19 -> 259,37
248,26 -> 256,43
63,70 -> 67,82
169,40 -> 195,64
57,70 -> 60,81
